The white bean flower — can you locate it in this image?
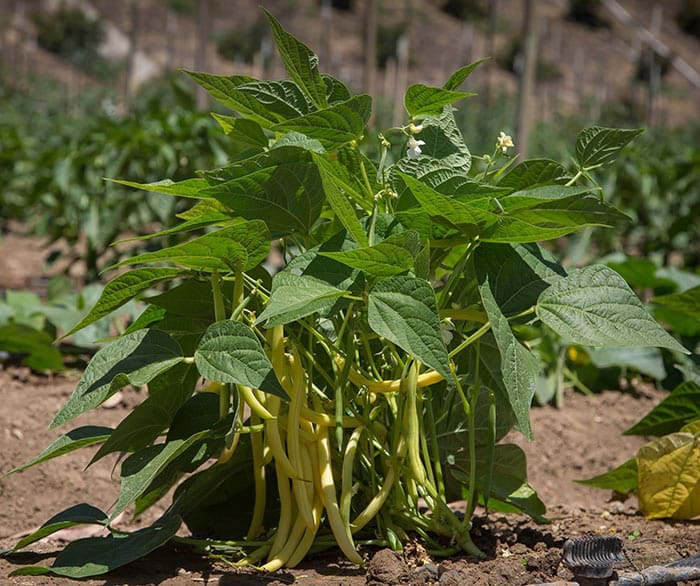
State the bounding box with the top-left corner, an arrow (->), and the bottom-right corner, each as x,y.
497,131 -> 514,154
407,136 -> 426,159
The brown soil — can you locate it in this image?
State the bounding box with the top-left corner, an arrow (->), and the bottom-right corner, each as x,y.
1,233 -> 699,585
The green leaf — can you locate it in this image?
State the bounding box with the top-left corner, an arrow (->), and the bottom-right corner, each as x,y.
637,431 -> 700,519
321,232 -> 418,278
89,363 -> 198,465
575,126 -> 643,169
111,177 -> 209,199
474,243 -> 566,315
113,438 -> 209,518
398,172 -> 496,234
576,458 -> 638,494
64,268 -> 184,338
256,271 -> 349,327
51,329 -> 183,428
0,323 -> 64,371
323,74 -> 351,104
201,151 -> 324,237
11,504 -> 108,552
116,212 -> 234,245
263,9 -> 328,108
272,95 -> 371,149
210,114 -> 269,149
396,107 -> 471,176
194,320 -> 287,400
652,285 -> 700,321
109,222 -> 270,273
314,154 -> 369,247
123,305 -> 167,335
478,275 -> 538,439
368,276 -> 450,379
498,159 -> 567,190
625,382 -> 700,437
442,58 -> 489,91
2,426 -> 112,477
184,71 -> 313,126
587,346 -> 666,381
481,189 -> 630,243
12,509 -> 181,578
536,265 -> 689,353
404,84 -> 475,118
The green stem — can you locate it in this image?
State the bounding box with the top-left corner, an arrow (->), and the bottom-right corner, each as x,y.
448,321 -> 492,359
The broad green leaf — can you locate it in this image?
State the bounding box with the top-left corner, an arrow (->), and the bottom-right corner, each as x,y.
11,504 -> 108,552
256,271 -> 349,326
474,243 -> 566,315
194,320 -> 287,399
448,444 -> 546,522
0,323 -> 64,371
64,268 -> 183,337
652,285 -> 700,321
404,84 -> 475,118
263,9 -> 328,108
499,185 -> 596,210
478,276 -> 537,439
398,172 -> 496,233
167,393 -> 221,441
368,276 -> 450,379
228,80 -> 314,122
481,192 -> 629,243
637,431 -> 700,519
111,177 -> 209,198
321,232 -> 418,278
51,329 -> 183,428
210,114 -> 268,148
113,437 -> 210,518
625,381 -> 700,437
273,131 -> 325,153
396,107 -> 471,176
536,265 -> 689,353
323,74 -> 351,103
90,363 -> 198,465
174,436 -> 279,539
498,159 -> 567,190
314,153 -> 369,247
202,156 -> 324,237
110,222 -> 269,273
123,305 -> 167,335
184,70 -> 312,126
12,509 -> 181,578
575,126 -> 643,169
272,95 -> 371,149
115,212 -> 234,245
587,346 -> 666,380
2,426 -> 112,477
442,58 -> 489,91
481,474 -> 547,522
576,458 -> 638,494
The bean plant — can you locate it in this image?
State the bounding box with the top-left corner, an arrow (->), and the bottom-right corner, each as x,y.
2,11 -> 688,579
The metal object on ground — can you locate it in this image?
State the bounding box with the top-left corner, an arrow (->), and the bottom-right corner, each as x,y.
562,535 -> 625,579
531,553 -> 700,586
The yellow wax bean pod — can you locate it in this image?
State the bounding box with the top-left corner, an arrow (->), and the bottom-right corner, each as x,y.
317,426 -> 363,565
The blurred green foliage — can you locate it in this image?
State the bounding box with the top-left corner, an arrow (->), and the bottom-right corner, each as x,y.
0,74 -> 237,281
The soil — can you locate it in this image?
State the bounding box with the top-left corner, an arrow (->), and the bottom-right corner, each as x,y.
1,233 -> 699,585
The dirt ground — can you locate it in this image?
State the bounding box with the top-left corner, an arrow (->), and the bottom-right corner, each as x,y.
0,233 -> 699,585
